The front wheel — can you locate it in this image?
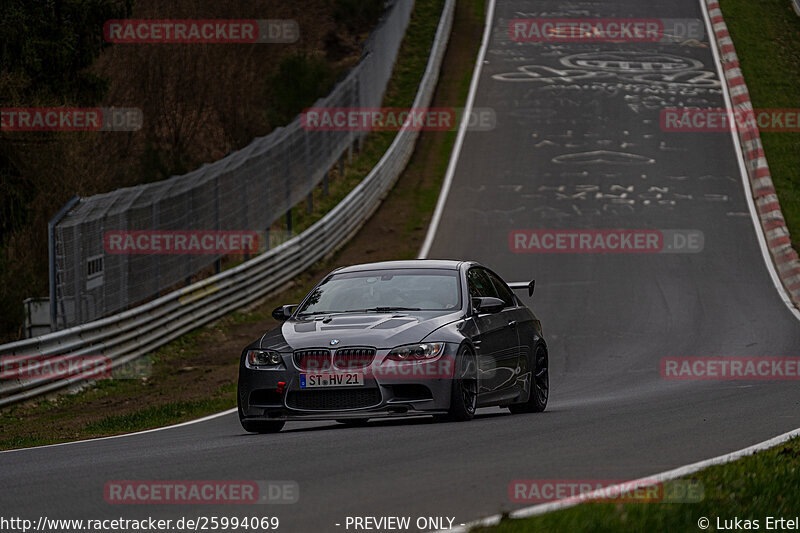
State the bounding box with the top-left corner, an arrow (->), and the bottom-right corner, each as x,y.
509,344 -> 548,414
240,419 -> 285,433
238,389 -> 285,433
436,347 -> 477,422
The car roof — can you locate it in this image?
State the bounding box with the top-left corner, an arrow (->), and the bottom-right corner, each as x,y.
334,259 -> 469,274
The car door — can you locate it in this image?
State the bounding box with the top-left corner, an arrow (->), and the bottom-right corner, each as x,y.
485,269 -> 532,392
467,268 -> 519,397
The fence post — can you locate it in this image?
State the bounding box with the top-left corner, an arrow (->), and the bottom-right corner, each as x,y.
48,195 -> 80,332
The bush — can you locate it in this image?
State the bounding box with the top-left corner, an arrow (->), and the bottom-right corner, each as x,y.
265,53 -> 336,127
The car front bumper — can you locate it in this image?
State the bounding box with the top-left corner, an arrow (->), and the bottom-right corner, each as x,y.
238,345 -> 459,421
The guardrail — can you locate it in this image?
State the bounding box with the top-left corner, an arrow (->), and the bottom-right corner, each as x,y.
0,0 -> 456,407
51,1 -> 413,330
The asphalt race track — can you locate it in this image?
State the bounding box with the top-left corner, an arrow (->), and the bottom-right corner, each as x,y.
2,1 -> 799,531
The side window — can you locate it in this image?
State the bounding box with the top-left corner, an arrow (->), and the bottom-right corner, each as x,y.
467,268 -> 498,299
486,271 -> 516,308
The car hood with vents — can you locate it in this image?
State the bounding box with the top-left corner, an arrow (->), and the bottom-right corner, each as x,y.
259,311 -> 463,351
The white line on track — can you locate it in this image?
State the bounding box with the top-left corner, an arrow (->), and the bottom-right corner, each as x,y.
427,0 -> 800,529
701,0 -> 800,322
0,408 -> 236,455
417,0 -> 497,259
435,426 -> 800,532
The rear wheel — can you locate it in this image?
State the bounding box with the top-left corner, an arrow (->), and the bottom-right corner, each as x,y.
509,344 -> 548,414
436,346 -> 477,422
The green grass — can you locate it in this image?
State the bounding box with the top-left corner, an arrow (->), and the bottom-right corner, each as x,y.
83,386 -> 235,434
474,436 -> 800,532
286,0 -> 447,236
0,384 -> 236,449
721,0 -> 800,251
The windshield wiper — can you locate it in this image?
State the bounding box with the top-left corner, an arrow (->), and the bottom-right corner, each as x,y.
296,310 -> 352,317
301,306 -> 423,316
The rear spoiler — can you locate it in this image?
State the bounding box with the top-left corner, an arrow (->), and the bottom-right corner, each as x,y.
508,280 -> 535,298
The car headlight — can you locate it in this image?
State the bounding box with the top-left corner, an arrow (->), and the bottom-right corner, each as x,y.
246,349 -> 283,368
386,342 -> 445,361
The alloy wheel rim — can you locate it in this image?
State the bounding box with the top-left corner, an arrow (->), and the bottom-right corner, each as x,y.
535,348 -> 549,404
460,357 -> 477,414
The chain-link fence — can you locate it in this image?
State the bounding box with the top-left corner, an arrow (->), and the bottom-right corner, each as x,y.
51,0 -> 414,330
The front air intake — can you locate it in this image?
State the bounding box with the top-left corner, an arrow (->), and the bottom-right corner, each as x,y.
333,347 -> 377,370
293,349 -> 332,371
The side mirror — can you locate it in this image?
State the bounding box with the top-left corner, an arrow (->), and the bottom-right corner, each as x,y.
472,296 -> 505,314
272,304 -> 297,321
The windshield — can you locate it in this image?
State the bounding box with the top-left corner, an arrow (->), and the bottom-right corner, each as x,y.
296,268 -> 461,315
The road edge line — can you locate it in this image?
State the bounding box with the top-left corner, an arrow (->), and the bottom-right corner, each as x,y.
417,0 -> 497,259
0,407 -> 237,455
435,426 -> 800,532
703,0 -> 800,317
432,2 -> 800,530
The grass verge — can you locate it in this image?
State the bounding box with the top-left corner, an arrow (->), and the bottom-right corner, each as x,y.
473,435 -> 800,532
720,0 -> 800,251
285,0 -> 450,237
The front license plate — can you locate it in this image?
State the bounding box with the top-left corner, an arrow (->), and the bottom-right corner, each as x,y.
300,372 -> 364,388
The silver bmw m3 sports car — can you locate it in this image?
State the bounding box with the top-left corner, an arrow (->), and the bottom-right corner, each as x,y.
237,259 -> 548,433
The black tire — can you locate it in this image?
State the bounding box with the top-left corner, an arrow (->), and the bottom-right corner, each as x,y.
238,388 -> 285,433
336,418 -> 369,426
509,344 -> 548,414
241,419 -> 286,433
436,346 -> 477,422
